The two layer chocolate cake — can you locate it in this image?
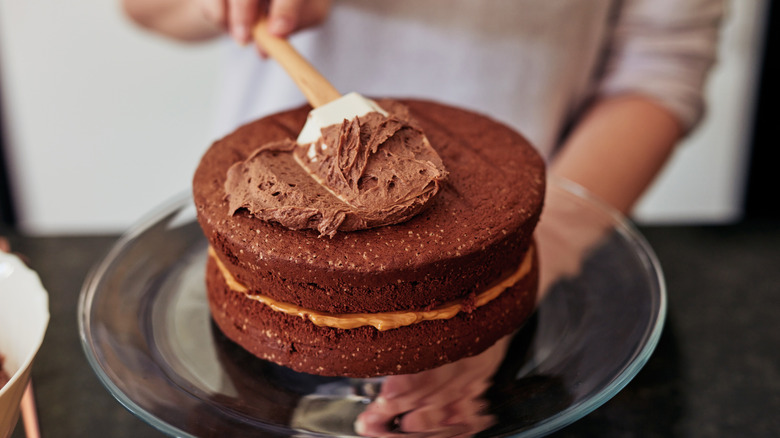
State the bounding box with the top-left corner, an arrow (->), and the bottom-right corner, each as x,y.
193,99 -> 545,377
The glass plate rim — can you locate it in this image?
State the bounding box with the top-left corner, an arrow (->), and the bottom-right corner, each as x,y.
529,181 -> 667,436
77,191 -> 196,437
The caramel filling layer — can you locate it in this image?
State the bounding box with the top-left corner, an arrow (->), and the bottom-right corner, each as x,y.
210,246 -> 533,331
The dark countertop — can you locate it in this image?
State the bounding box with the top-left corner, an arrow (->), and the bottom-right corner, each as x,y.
3,221 -> 780,437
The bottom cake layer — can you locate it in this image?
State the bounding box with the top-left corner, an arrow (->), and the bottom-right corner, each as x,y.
205,248 -> 538,377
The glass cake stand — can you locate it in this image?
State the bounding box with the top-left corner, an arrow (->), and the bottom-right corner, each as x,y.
78,178 -> 666,437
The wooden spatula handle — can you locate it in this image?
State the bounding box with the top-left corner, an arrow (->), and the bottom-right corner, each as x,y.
253,19 -> 341,108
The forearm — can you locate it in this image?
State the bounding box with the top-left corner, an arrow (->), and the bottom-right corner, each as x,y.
550,94 -> 683,214
121,0 -> 223,42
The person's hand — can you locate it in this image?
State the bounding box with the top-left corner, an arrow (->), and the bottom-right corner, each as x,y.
354,336 -> 511,437
0,237 -> 9,253
198,0 -> 332,45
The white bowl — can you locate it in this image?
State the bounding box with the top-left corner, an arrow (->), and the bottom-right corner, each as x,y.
0,252 -> 49,438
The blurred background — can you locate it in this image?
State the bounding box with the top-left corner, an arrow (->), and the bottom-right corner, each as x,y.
0,0 -> 777,234
2,3 -> 779,437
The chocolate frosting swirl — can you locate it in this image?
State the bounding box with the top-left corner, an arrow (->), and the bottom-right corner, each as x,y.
224,101 -> 447,237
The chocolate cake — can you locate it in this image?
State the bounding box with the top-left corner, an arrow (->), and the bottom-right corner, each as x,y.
194,99 -> 545,377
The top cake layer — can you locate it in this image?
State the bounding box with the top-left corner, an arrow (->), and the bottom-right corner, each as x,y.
193,99 -> 545,314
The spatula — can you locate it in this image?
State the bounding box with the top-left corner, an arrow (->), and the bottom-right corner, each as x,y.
252,19 -> 388,145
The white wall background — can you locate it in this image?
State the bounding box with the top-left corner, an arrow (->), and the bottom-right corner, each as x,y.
0,0 -> 768,234
0,1 -> 221,234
